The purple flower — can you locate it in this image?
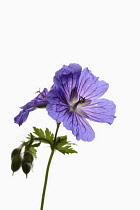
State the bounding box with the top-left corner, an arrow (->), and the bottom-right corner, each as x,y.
47,64 -> 116,141
14,88 -> 48,126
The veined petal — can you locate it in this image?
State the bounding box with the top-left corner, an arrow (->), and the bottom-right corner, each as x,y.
63,111 -> 95,141
46,63 -> 116,141
53,63 -> 82,100
78,68 -> 109,100
14,88 -> 48,126
47,86 -> 95,141
80,98 -> 116,124
47,87 -> 69,122
14,110 -> 30,126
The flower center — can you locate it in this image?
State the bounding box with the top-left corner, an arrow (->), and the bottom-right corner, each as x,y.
69,96 -> 86,112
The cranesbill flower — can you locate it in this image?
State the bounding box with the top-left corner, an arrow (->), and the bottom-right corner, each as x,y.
47,64 -> 116,141
14,88 -> 48,126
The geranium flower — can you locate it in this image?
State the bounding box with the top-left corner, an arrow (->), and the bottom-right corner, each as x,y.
14,88 -> 48,126
47,64 -> 116,141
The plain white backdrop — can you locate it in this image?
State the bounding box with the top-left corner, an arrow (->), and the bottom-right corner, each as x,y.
0,0 -> 140,209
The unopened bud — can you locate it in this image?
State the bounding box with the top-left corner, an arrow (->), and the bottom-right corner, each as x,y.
11,154 -> 22,174
22,159 -> 32,178
11,148 -> 21,159
24,151 -> 34,163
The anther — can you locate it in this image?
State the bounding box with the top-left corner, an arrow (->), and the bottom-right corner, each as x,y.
79,96 -> 85,104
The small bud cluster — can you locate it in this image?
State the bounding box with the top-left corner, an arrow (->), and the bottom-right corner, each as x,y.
11,147 -> 34,178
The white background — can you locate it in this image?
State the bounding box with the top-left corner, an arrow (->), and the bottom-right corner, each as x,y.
0,0 -> 140,210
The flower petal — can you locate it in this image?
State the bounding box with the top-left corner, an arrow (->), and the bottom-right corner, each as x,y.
14,88 -> 48,126
53,63 -> 82,100
63,111 -> 95,141
21,88 -> 48,109
47,87 -> 69,122
80,98 -> 116,124
78,68 -> 109,100
14,110 -> 30,126
47,86 -> 95,141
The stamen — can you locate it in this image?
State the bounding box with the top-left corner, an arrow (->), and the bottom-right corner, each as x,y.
79,96 -> 85,104
36,89 -> 46,98
69,95 -> 87,112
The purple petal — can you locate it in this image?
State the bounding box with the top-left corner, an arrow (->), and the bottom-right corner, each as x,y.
47,86 -> 95,141
21,88 -> 48,109
47,87 -> 69,122
80,98 -> 116,124
63,111 -> 95,141
78,68 -> 109,100
53,63 -> 82,100
14,88 -> 48,126
14,110 -> 30,126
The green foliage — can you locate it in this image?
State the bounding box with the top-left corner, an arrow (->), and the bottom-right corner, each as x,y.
11,126 -> 78,179
24,127 -> 55,158
45,128 -> 54,142
33,127 -> 54,145
28,146 -> 37,158
55,136 -> 78,155
32,142 -> 41,148
33,127 -> 46,138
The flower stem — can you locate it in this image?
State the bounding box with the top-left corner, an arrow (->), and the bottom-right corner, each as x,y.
40,122 -> 60,210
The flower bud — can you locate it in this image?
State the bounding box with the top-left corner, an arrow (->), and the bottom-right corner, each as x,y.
11,154 -> 22,174
24,151 -> 34,163
11,148 -> 21,159
22,159 -> 32,178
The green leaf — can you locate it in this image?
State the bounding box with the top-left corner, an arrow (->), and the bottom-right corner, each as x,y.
56,136 -> 78,155
45,128 -> 54,142
56,135 -> 67,144
33,127 -> 46,138
32,142 -> 41,147
32,127 -> 54,145
28,147 -> 37,158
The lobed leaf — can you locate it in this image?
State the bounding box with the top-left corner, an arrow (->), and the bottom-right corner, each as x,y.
56,136 -> 78,155
32,127 -> 54,146
33,127 -> 46,138
45,128 -> 54,142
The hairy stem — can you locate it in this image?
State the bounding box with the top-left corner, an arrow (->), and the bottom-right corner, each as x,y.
40,123 -> 60,210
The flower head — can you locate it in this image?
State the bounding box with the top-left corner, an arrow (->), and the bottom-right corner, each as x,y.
47,64 -> 116,141
14,88 -> 48,126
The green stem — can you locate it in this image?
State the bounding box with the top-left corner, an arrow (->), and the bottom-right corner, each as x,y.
40,123 -> 60,210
